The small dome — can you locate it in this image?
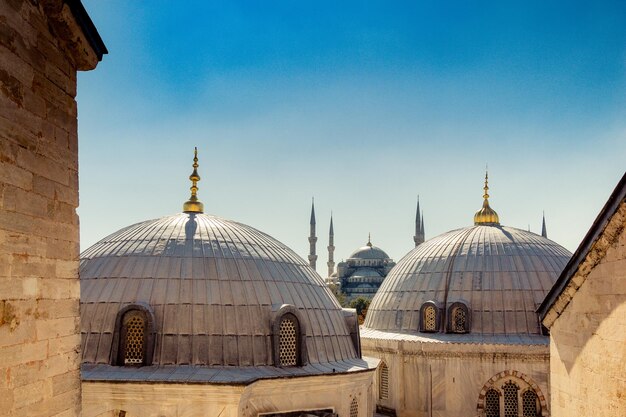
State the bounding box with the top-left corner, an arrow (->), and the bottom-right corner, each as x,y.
349,245 -> 390,260
80,212 -> 358,367
364,225 -> 571,335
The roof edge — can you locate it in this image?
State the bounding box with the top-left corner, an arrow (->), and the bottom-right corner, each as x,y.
64,0 -> 108,61
538,171 -> 626,325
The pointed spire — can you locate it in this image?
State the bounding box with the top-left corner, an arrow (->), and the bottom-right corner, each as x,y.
414,196 -> 425,246
327,212 -> 335,278
183,147 -> 204,213
473,168 -> 500,225
308,198 -> 317,270
541,211 -> 547,238
367,232 -> 372,247
310,197 -> 316,225
421,213 -> 425,241
329,212 -> 334,236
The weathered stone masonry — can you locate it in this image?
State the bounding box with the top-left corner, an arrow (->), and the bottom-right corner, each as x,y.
0,1 -> 104,416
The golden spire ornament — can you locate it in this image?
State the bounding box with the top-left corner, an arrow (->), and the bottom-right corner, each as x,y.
473,169 -> 500,225
183,147 -> 204,213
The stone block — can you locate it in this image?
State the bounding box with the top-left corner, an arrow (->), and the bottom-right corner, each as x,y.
35,316 -> 78,340
12,379 -> 45,409
17,147 -> 69,186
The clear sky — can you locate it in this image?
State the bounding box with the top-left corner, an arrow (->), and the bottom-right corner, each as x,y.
77,1 -> 626,270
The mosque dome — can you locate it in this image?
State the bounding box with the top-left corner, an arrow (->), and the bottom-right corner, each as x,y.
348,240 -> 391,260
364,175 -> 572,336
80,149 -> 361,371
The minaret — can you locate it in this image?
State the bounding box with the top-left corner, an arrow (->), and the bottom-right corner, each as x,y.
413,196 -> 424,246
308,198 -> 318,270
421,213 -> 425,242
541,212 -> 547,238
327,213 -> 335,278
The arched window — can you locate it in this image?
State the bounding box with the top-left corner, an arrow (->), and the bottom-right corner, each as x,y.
424,305 -> 436,331
113,304 -> 155,367
379,361 -> 389,400
278,313 -> 300,366
485,389 -> 500,417
350,398 -> 358,417
121,313 -> 145,365
503,382 -> 519,417
522,390 -> 539,417
478,372 -> 546,417
419,301 -> 439,332
448,302 -> 470,333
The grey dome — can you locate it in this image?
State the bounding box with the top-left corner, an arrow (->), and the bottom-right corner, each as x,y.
364,225 -> 571,335
349,245 -> 390,260
80,212 -> 358,367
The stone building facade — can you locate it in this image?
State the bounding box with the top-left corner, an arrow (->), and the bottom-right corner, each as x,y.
539,172 -> 626,417
0,1 -> 105,416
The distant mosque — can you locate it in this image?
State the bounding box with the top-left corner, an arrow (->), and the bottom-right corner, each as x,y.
306,197 -> 427,300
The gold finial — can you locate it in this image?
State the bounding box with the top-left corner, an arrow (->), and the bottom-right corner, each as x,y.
473,168 -> 500,225
367,233 -> 372,247
183,147 -> 204,213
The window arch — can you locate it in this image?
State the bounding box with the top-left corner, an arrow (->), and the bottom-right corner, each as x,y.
379,361 -> 389,400
112,304 -> 155,367
485,389 -> 500,417
272,305 -> 307,367
350,398 -> 358,417
478,371 -> 545,417
419,301 -> 439,332
448,302 -> 470,333
522,390 -> 539,417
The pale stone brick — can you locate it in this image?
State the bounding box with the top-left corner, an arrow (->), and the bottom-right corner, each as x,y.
51,370 -> 79,396
13,379 -> 45,409
16,147 -> 69,186
0,340 -> 48,368
35,317 -> 78,340
0,160 -> 33,190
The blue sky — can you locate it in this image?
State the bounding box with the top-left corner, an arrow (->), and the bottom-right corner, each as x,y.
78,1 -> 625,267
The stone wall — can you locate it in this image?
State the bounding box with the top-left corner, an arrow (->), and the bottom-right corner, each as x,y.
362,338 -> 550,417
548,202 -> 626,417
0,1 -> 101,416
82,371 -> 375,417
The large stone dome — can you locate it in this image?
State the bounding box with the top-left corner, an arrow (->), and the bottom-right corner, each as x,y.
80,212 -> 360,368
364,225 -> 572,336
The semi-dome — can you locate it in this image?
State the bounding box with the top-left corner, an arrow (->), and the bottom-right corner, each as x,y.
364,224 -> 572,335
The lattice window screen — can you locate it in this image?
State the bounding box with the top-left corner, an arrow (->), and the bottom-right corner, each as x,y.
503,382 -> 519,417
424,305 -> 436,331
522,390 -> 539,417
123,315 -> 145,365
279,316 -> 298,366
379,362 -> 389,400
452,307 -> 467,332
485,389 -> 500,417
350,398 -> 358,417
